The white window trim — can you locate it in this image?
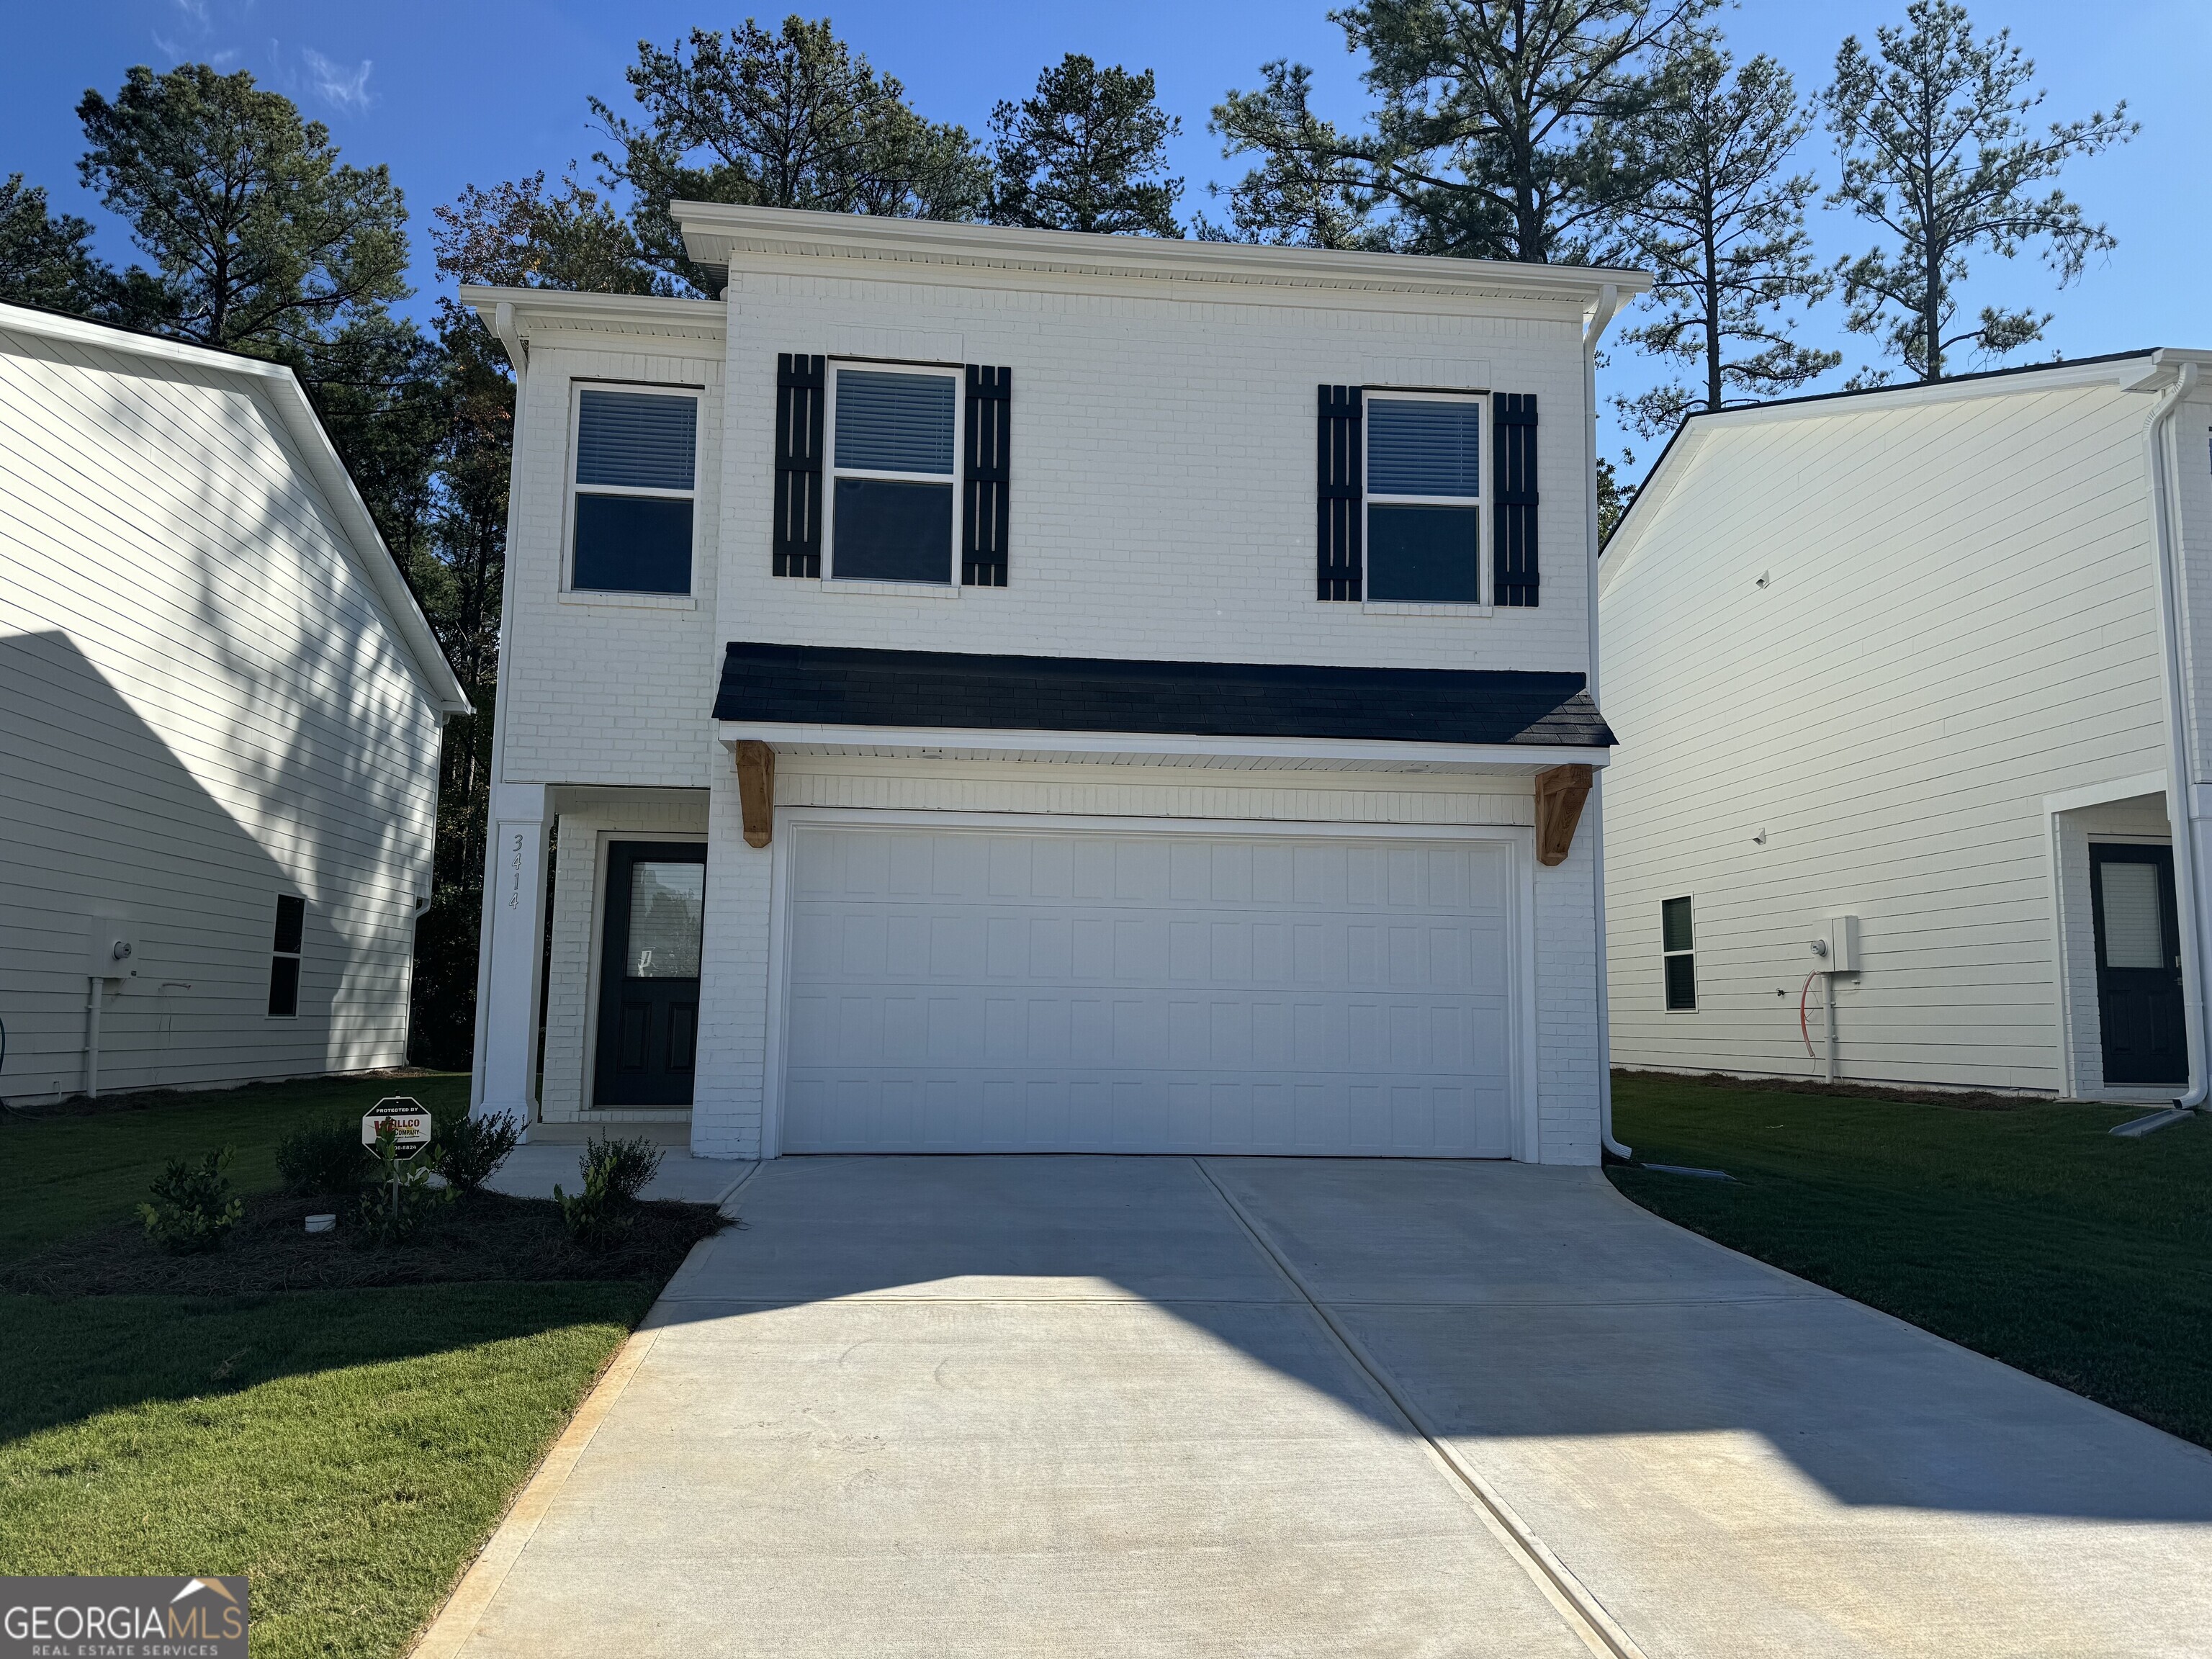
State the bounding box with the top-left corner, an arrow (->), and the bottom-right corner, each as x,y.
824,359 -> 965,587
565,380 -> 703,598
1661,895 -> 1696,1012
1363,387 -> 1490,608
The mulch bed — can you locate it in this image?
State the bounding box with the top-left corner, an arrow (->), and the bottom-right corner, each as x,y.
1613,1066 -> 2055,1112
4,1188 -> 731,1298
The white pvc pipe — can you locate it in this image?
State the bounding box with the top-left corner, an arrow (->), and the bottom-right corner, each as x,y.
84,976 -> 101,1100
2144,361 -> 2208,1112
1824,974 -> 1839,1084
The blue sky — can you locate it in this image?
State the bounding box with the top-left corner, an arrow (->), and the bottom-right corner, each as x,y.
5,1 -> 2203,469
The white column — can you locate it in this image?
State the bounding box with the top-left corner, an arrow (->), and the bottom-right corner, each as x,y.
475,781 -> 548,1129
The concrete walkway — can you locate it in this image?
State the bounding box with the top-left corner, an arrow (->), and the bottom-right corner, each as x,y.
419,1157 -> 2212,1659
481,1124 -> 752,1207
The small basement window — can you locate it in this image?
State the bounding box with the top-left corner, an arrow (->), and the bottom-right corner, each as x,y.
1365,393 -> 1485,603
268,894 -> 305,1018
570,386 -> 699,595
829,364 -> 961,583
1661,895 -> 1696,1011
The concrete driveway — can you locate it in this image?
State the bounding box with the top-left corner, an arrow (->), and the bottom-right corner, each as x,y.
419,1157 -> 2212,1659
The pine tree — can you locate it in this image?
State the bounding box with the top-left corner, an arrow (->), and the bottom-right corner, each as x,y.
76,64 -> 409,358
989,55 -> 1183,237
0,174 -> 113,315
593,17 -> 989,295
1212,0 -> 1713,262
1614,37 -> 1838,436
1822,0 -> 2135,382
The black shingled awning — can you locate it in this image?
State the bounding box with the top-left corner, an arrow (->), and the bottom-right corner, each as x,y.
712,642 -> 1614,749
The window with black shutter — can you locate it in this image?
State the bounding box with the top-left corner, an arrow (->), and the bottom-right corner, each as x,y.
773,353 -> 825,577
1317,386 -> 1363,600
827,363 -> 961,583
1364,393 -> 1484,602
964,365 -> 1010,586
1493,393 -> 1539,606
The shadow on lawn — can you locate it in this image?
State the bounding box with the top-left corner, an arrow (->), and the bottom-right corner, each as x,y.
0,1278 -> 655,1447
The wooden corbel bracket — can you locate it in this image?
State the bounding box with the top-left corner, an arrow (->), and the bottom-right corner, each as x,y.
735,740 -> 775,848
1534,763 -> 1593,868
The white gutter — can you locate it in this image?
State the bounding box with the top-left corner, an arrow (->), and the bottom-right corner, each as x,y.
2145,360 -> 2208,1117
467,302 -> 530,1112
1581,283 -> 1633,1161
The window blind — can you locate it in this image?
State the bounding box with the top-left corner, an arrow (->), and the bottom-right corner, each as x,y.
1368,399 -> 1482,497
576,390 -> 696,490
836,370 -> 956,474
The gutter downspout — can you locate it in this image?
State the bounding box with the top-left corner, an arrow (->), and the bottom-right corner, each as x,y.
468,302 -> 530,1112
2146,359 -> 2208,1117
1581,283 -> 1632,1161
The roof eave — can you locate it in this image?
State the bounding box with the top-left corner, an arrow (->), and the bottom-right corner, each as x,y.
671,202 -> 1651,307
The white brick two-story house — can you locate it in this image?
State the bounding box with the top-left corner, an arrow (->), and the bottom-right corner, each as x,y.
464,207 -> 1647,1161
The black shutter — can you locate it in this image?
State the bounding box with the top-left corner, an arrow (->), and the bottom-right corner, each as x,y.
1318,385 -> 1362,601
1494,393 -> 1539,606
773,353 -> 824,577
964,365 -> 1010,586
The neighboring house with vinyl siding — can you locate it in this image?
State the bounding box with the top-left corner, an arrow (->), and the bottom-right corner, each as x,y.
0,302 -> 470,1106
1599,351 -> 2212,1102
462,205 -> 1648,1161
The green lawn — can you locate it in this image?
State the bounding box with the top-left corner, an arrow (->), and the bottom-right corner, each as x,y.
0,1074 -> 471,1262
1608,1072 -> 2212,1449
0,1076 -> 657,1658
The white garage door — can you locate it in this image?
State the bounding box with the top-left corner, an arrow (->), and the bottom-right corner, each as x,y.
778,824 -> 1519,1156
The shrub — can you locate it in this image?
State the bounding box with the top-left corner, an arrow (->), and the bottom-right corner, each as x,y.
554,1135 -> 664,1248
432,1110 -> 522,1192
277,1116 -> 369,1197
586,1135 -> 663,1204
138,1148 -> 245,1254
352,1124 -> 452,1246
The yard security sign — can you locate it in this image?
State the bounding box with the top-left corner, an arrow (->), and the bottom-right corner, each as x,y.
362,1098 -> 431,1159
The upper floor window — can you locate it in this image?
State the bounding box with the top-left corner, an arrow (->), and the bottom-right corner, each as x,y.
1365,394 -> 1485,603
572,386 -> 698,595
829,364 -> 961,584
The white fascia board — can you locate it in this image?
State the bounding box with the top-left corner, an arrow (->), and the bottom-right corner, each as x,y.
0,301 -> 471,717
458,284 -> 727,346
672,202 -> 1651,310
716,720 -> 1608,771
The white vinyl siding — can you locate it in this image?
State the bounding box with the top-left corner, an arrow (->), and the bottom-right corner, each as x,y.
0,325 -> 441,1102
1600,379 -> 2170,1092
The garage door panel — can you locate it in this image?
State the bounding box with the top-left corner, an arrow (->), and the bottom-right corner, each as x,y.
781,826 -> 1519,1156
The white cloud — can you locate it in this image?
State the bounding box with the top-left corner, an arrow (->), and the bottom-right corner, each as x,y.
302,48 -> 373,112
172,0 -> 210,23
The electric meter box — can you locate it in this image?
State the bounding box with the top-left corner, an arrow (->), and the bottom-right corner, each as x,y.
1825,914 -> 1861,974
84,912 -> 140,981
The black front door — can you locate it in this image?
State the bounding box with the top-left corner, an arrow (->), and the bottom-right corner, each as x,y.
595,842 -> 706,1106
2090,842 -> 2186,1087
